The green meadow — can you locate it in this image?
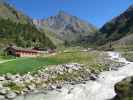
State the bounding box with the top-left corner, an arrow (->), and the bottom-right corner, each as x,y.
0,50 -> 104,74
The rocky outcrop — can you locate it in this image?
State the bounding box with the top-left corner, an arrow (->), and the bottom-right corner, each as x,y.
33,11 -> 97,44
112,77 -> 133,100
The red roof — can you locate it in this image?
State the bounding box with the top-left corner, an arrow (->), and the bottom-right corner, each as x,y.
8,46 -> 40,53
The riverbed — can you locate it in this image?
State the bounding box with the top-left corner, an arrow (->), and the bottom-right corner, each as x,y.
13,52 -> 133,100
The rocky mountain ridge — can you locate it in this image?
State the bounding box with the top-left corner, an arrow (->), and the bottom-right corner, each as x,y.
33,11 -> 97,45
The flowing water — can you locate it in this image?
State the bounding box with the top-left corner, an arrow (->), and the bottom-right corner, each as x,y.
14,52 -> 133,100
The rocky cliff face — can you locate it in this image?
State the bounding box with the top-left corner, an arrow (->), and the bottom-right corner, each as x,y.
33,11 -> 97,43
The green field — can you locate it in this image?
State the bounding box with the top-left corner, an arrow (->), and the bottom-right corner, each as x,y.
0,57 -> 65,74
0,50 -> 104,74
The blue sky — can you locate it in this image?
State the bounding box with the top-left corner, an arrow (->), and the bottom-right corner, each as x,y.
8,0 -> 133,28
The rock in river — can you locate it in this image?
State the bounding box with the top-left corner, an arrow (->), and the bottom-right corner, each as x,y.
6,91 -> 17,99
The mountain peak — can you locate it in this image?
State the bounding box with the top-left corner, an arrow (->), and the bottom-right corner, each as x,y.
58,10 -> 68,15
33,11 -> 97,43
56,10 -> 73,19
127,4 -> 133,11
57,10 -> 72,16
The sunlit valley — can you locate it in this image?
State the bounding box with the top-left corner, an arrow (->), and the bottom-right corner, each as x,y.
0,0 -> 132,100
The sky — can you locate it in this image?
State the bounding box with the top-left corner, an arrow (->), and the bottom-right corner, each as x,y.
8,0 -> 133,28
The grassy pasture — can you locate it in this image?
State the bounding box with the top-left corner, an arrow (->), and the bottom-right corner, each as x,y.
0,50 -> 104,74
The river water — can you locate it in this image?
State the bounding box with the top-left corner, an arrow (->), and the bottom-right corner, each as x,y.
14,52 -> 133,100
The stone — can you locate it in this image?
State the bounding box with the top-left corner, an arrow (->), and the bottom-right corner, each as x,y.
90,74 -> 97,81
68,69 -> 73,73
27,84 -> 36,91
0,63 -> 89,99
20,91 -> 24,95
0,77 -> 5,81
111,67 -> 118,71
56,84 -> 62,89
48,84 -> 56,90
6,91 -> 17,99
5,73 -> 13,80
23,88 -> 29,93
13,78 -> 23,84
40,83 -> 47,88
0,95 -> 5,100
0,89 -> 7,95
0,84 -> 3,89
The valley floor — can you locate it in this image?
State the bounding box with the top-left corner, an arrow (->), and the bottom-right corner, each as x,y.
13,52 -> 133,100
0,49 -> 131,100
0,49 -> 120,100
0,49 -> 108,74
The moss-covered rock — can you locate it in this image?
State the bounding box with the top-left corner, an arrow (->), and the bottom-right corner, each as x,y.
113,77 -> 133,100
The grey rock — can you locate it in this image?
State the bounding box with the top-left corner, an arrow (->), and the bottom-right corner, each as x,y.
48,84 -> 56,90
0,77 -> 5,81
5,73 -> 13,80
23,88 -> 29,93
90,74 -> 97,81
6,91 -> 17,99
0,84 -> 3,89
68,69 -> 73,73
0,95 -> 5,100
27,84 -> 36,91
0,89 -> 7,95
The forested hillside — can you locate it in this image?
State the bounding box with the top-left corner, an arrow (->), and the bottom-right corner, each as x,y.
0,19 -> 55,48
0,1 -> 55,48
98,5 -> 133,46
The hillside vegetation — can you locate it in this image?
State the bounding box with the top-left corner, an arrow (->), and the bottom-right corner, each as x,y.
98,5 -> 133,48
0,18 -> 55,48
0,1 -> 56,48
0,0 -> 32,24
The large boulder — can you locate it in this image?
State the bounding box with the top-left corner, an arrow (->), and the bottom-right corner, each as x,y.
113,77 -> 133,100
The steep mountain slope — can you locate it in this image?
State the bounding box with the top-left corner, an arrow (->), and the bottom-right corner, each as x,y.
99,5 -> 133,45
0,0 -> 32,24
42,29 -> 64,47
33,11 -> 97,46
0,1 -> 55,48
0,19 -> 55,48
